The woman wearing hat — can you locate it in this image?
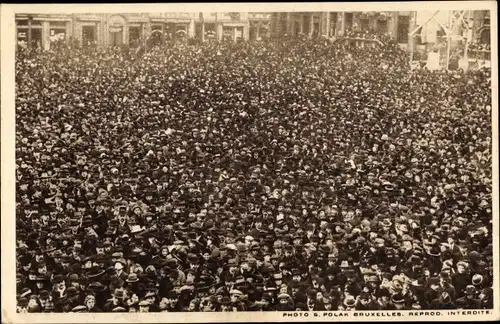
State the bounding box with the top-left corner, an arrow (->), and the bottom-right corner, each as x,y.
276,293 -> 294,311
452,261 -> 471,299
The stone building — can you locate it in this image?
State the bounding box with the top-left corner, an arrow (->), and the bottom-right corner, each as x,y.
15,12 -> 272,49
270,11 -> 491,47
270,12 -> 406,41
14,11 -> 489,50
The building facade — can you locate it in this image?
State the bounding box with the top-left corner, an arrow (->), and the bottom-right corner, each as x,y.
15,12 -> 272,49
270,12 -> 405,41
15,11 -> 489,50
270,11 -> 491,46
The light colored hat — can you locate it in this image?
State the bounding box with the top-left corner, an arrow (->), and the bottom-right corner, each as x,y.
229,289 -> 243,296
278,293 -> 291,300
344,295 -> 356,307
138,300 -> 150,307
472,274 -> 483,286
130,225 -> 144,234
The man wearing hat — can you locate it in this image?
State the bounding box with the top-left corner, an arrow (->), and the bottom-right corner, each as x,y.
17,297 -> 29,313
438,271 -> 456,303
430,291 -> 457,310
356,291 -> 377,310
456,285 -> 481,309
219,296 -> 232,312
103,288 -> 127,312
478,287 -> 493,309
50,274 -> 67,308
113,261 -> 128,282
163,291 -> 180,312
229,289 -> 246,311
138,300 -> 151,313
341,295 -> 356,311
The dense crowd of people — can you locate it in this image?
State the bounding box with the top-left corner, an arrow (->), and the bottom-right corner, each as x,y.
15,31 -> 493,313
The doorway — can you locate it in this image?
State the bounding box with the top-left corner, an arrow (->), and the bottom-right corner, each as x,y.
109,27 -> 123,46
82,25 -> 96,46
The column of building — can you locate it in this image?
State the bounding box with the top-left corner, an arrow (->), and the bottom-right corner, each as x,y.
188,19 -> 196,39
339,12 -> 345,37
98,15 -> 105,47
124,17 -> 130,45
388,12 -> 398,39
216,22 -> 223,41
323,12 -> 330,37
299,14 -> 305,35
243,21 -> 250,40
285,12 -> 291,35
309,13 -> 314,38
41,21 -> 50,50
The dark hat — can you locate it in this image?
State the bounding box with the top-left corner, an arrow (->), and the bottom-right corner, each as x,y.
465,285 -> 477,295
51,274 -> 65,284
87,281 -> 107,293
319,244 -> 331,254
17,297 -> 29,307
427,246 -> 441,257
66,287 -> 79,297
86,266 -> 105,279
187,253 -> 198,263
112,288 -> 125,299
439,271 -> 451,280
39,290 -> 50,299
391,293 -> 405,304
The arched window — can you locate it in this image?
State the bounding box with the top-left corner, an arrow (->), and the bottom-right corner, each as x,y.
480,28 -> 490,44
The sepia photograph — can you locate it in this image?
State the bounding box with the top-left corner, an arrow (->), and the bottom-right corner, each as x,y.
1,2 -> 498,323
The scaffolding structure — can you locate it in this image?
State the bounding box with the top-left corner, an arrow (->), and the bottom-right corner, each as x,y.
408,10 -> 474,70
